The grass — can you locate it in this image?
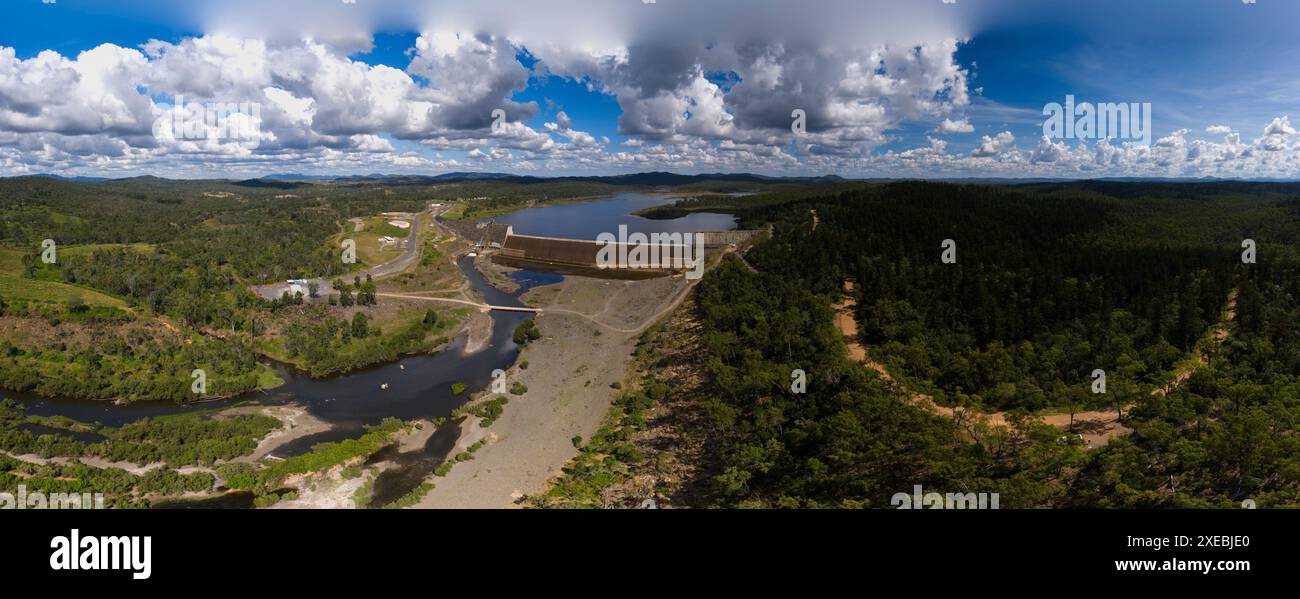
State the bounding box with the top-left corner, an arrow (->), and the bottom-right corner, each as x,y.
0,247 -> 130,308
344,218 -> 410,267
364,217 -> 411,239
439,203 -> 468,220
393,232 -> 470,291
261,417 -> 407,484
255,368 -> 285,391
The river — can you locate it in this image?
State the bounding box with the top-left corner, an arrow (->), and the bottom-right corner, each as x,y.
2,191 -> 735,505
4,255 -> 540,454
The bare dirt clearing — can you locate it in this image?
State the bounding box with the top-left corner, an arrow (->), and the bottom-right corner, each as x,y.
414,274 -> 690,508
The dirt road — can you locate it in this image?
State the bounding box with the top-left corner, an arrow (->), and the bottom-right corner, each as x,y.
834,280 -> 1238,447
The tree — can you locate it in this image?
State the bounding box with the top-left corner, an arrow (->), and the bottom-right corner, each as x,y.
308,282 -> 319,298
340,288 -> 354,307
513,319 -> 541,345
356,282 -> 377,306
351,312 -> 369,338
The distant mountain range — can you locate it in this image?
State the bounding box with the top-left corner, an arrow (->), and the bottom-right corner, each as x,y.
229,171 -> 849,188
24,173 -> 112,183
256,171 -> 846,186
8,172 -> 1298,186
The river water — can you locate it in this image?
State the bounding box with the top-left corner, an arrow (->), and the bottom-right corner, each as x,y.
2,192 -> 735,505
4,255 -> 538,453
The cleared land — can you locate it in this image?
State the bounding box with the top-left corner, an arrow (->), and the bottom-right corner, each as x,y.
412,273 -> 691,508
0,247 -> 130,308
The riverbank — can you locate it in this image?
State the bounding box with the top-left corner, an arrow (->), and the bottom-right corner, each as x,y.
412,273 -> 691,507
226,404 -> 332,462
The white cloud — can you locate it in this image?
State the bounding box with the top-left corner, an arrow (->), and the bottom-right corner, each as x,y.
3,1 -> 1300,179
936,118 -> 975,134
971,131 -> 1014,157
1264,116 -> 1296,136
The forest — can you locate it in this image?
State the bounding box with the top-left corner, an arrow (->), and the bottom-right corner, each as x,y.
4,175 -> 1299,509
652,180 -> 1300,507
0,176 -> 494,401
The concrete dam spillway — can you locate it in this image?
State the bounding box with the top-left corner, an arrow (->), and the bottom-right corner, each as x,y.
491,228 -> 761,278
434,191 -> 760,279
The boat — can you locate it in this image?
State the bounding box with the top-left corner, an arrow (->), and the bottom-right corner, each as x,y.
381,383 -> 390,390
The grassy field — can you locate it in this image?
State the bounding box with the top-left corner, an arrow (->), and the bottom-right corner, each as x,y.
439,203 -> 468,220
387,229 -> 472,292
0,247 -> 131,308
333,217 -> 410,267
364,217 -> 411,239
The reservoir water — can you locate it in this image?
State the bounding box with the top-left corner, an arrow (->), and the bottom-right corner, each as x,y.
494,192 -> 737,238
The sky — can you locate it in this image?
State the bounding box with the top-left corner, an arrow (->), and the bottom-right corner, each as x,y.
2,0 -> 1300,179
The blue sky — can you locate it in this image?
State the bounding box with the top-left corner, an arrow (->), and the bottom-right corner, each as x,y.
2,0 -> 1300,179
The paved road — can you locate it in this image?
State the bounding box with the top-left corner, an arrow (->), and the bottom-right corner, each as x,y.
371,213 -> 421,279
253,212 -> 424,300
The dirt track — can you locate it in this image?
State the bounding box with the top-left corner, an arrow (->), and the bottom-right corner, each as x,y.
834,280 -> 1238,447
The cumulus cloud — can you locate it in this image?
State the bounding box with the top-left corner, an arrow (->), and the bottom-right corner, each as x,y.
936,118 -> 975,134
1264,116 -> 1296,136
972,131 -> 1015,157
3,1 -> 1300,179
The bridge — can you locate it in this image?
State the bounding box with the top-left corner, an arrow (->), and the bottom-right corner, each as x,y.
376,293 -> 542,313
